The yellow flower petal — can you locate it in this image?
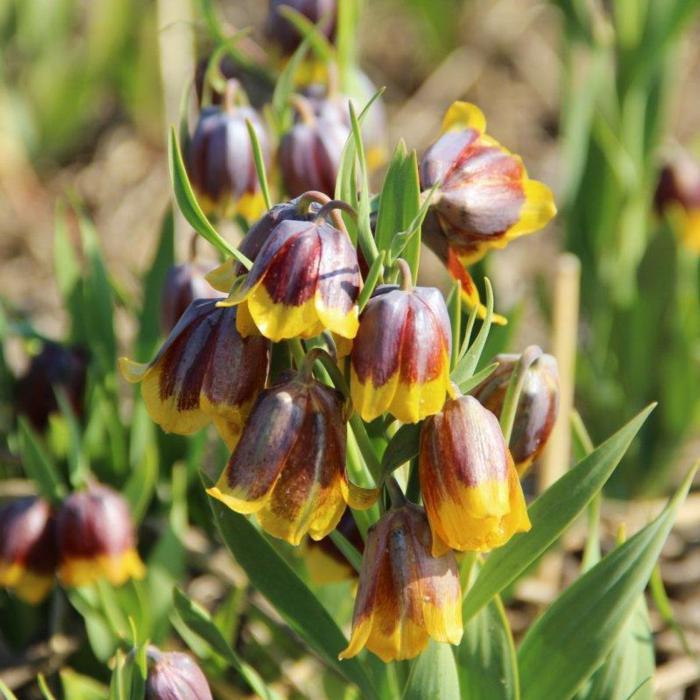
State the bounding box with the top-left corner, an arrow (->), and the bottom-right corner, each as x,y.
59,548 -> 145,588
118,357 -> 150,383
441,101 -> 486,135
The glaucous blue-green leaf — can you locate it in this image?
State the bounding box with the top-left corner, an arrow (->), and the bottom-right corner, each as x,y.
518,463 -> 696,700
403,640 -> 460,700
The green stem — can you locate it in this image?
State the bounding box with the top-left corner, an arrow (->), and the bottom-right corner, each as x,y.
349,414 -> 382,483
499,346 -> 543,443
288,338 -> 306,369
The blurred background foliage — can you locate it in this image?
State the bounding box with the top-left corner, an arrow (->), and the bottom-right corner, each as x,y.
2,0 -> 700,698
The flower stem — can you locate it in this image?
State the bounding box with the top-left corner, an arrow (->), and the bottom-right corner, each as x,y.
499,345 -> 543,444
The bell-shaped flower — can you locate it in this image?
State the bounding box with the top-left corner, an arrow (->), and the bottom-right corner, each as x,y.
350,274 -> 452,423
145,646 -> 213,700
0,497 -> 57,604
419,395 -> 531,555
471,351 -> 559,473
421,101 -> 556,319
221,202 -> 361,342
119,299 -> 270,449
208,358 -> 377,546
187,80 -> 269,221
56,483 -> 145,588
160,261 -> 219,334
339,503 -> 462,662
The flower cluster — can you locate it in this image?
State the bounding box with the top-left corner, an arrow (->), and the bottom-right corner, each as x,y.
0,483 -> 144,603
121,85 -> 557,663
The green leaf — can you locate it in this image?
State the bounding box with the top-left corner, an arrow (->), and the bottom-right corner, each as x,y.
0,680 -> 19,700
173,588 -> 276,700
456,361 -> 499,395
357,250 -> 385,311
60,670 -> 109,700
167,128 -> 251,269
79,214 -> 116,374
124,400 -> 158,523
518,463 -> 696,700
277,5 -> 335,63
463,404 -> 655,623
381,423 -> 421,476
37,675 -> 57,700
270,39 -> 310,134
577,596 -> 654,700
55,388 -> 89,488
245,117 -> 272,211
135,207 -> 174,361
375,142 -> 421,277
18,417 -> 66,502
205,486 -> 378,699
457,574 -> 518,700
403,640 -> 460,700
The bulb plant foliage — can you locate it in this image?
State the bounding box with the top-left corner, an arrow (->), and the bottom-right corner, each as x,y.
0,1 -> 697,699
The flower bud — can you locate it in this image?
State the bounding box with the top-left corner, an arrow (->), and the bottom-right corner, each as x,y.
340,503 -> 462,662
350,284 -> 452,423
57,483 -> 145,587
224,203 -> 361,342
278,95 -> 350,198
208,365 -> 377,546
655,153 -> 700,252
145,646 -> 213,700
471,352 -> 559,472
160,262 -> 219,334
419,395 -> 531,555
187,83 -> 269,221
266,0 -> 337,55
120,299 -> 270,449
16,342 -> 88,431
0,497 -> 57,604
305,508 -> 363,584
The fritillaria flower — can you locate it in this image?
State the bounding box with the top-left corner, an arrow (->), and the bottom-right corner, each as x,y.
350,266 -> 452,423
145,646 -> 213,700
223,200 -> 362,342
655,153 -> 700,253
119,299 -> 270,449
471,351 -> 559,473
208,356 -> 377,546
305,508 -> 364,584
419,395 -> 531,555
339,503 -> 462,662
160,261 -> 219,334
421,101 -> 556,317
0,497 -> 57,604
56,484 -> 145,588
16,341 -> 88,431
187,80 -> 269,221
266,0 -> 337,55
278,94 -> 350,198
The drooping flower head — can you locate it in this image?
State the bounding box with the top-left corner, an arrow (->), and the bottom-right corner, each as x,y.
421,101 -> 556,318
120,299 -> 270,449
266,0 -> 337,56
16,341 -> 88,431
208,352 -> 377,546
340,503 -> 462,662
222,198 -> 362,342
471,351 -> 559,473
655,152 -> 700,253
350,265 -> 452,423
420,394 -> 531,555
0,497 -> 57,604
160,260 -> 219,334
145,646 -> 213,700
56,483 -> 145,588
187,80 -> 269,221
279,93 -> 350,198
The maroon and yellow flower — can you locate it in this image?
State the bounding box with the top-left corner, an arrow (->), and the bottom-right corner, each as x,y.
0,497 -> 57,604
187,81 -> 269,221
339,503 -> 462,662
471,352 -> 559,474
655,153 -> 700,253
208,366 -> 377,545
146,646 -> 213,700
419,395 -> 531,555
221,212 -> 362,342
350,283 -> 452,423
56,484 -> 145,587
119,299 -> 270,449
421,101 -> 556,318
